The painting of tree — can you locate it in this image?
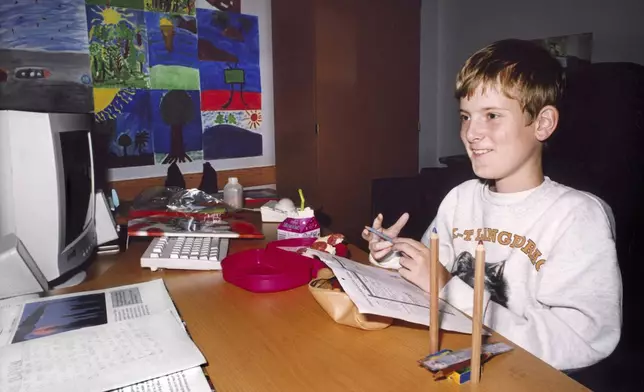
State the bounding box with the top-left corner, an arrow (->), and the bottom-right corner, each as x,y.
117,133 -> 133,156
161,90 -> 194,163
86,6 -> 149,88
145,0 -> 196,15
134,130 -> 151,154
151,90 -> 203,165
93,88 -> 154,168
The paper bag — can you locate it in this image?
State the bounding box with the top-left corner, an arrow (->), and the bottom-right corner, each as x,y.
308,268 -> 393,330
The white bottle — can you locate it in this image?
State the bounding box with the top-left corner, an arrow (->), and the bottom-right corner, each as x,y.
223,177 -> 243,209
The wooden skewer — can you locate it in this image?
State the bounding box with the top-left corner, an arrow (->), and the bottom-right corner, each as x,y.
471,241 -> 486,383
429,228 -> 439,354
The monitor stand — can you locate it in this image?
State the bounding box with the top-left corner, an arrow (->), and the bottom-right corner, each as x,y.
52,270 -> 87,289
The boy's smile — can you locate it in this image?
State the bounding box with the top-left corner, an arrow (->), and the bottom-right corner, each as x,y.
459,83 -> 550,193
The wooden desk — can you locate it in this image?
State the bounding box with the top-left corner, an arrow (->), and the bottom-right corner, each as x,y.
58,224 -> 588,392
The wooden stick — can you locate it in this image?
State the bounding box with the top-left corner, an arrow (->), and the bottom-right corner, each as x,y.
471,241 -> 486,383
429,228 -> 439,354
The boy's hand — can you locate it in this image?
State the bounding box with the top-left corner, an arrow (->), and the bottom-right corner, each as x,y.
392,238 -> 451,293
361,213 -> 409,260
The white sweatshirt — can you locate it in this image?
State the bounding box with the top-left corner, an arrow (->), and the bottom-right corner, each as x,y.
371,178 -> 622,370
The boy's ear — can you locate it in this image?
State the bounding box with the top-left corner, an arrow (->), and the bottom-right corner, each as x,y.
534,105 -> 559,142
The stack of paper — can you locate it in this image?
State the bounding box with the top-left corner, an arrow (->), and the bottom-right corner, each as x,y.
0,279 -> 215,392
307,250 -> 479,334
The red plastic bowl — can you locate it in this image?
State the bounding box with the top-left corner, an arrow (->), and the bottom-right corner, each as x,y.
221,248 -> 313,293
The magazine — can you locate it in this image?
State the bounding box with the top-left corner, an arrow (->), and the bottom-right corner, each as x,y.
127,214 -> 263,239
0,279 -> 215,392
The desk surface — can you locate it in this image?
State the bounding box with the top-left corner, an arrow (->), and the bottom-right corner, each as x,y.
58,222 -> 587,392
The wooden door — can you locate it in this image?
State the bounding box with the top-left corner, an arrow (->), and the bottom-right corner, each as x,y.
272,0 -> 319,204
314,0 -> 368,244
361,0 -> 420,180
315,0 -> 420,244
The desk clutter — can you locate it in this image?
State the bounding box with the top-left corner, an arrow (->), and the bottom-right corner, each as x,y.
118,186 -> 514,387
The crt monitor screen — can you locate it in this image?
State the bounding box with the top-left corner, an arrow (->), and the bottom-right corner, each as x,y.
60,130 -> 92,248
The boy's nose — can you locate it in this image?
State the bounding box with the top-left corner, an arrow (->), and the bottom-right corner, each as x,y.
465,121 -> 485,143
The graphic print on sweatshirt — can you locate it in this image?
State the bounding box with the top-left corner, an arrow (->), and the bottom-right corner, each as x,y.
452,227 -> 546,271
452,251 -> 509,308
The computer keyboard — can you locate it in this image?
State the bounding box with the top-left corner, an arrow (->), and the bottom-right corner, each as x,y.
140,236 -> 229,271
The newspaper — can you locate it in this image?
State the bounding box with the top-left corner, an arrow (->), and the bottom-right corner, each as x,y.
0,279 -> 214,392
308,250 -> 476,334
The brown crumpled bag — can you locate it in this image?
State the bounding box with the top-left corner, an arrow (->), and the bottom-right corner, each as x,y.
308,268 -> 393,330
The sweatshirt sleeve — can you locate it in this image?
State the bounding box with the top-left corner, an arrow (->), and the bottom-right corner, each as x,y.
439,201 -> 622,370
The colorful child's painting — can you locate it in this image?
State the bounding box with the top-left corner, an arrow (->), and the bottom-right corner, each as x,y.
150,89 -> 203,164
146,12 -> 199,90
145,0 -> 196,15
197,9 -> 260,111
86,5 -> 150,88
93,88 -> 154,168
201,110 -> 262,159
0,0 -> 92,113
86,0 -> 145,10
196,0 -> 241,13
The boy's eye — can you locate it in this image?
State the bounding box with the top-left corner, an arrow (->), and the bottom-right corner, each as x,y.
460,114 -> 470,122
487,113 -> 500,120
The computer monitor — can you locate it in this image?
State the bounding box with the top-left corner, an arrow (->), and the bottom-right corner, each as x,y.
0,110 -> 97,288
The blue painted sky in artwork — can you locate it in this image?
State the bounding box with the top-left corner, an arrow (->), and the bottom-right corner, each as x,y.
197,9 -> 260,91
0,0 -> 89,53
109,89 -> 153,157
150,90 -> 202,153
146,13 -> 198,68
196,9 -> 259,64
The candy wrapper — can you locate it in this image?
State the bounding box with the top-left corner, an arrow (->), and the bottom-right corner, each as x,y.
418,342 -> 513,384
277,208 -> 320,239
296,234 -> 345,256
129,186 -> 228,221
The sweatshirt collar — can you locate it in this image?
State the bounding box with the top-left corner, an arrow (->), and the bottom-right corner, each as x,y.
482,177 -> 552,206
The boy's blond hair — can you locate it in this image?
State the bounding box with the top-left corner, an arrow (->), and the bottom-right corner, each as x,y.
456,39 -> 564,123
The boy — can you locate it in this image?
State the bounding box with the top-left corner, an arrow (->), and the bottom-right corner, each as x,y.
363,39 -> 622,371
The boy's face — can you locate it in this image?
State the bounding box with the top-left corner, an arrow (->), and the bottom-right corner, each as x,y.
459,84 -> 543,192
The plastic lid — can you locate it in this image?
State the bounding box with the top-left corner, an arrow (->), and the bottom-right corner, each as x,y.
228,177 -> 238,184
221,248 -> 312,293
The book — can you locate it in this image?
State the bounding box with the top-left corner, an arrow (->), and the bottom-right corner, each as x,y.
0,279 -> 213,392
128,206 -> 229,220
127,214 -> 264,239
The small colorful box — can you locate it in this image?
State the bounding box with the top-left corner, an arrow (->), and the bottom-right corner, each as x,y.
422,349 -> 472,385
277,208 -> 320,240
447,366 -> 471,384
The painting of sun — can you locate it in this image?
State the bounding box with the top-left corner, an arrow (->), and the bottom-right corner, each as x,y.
86,5 -> 150,88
